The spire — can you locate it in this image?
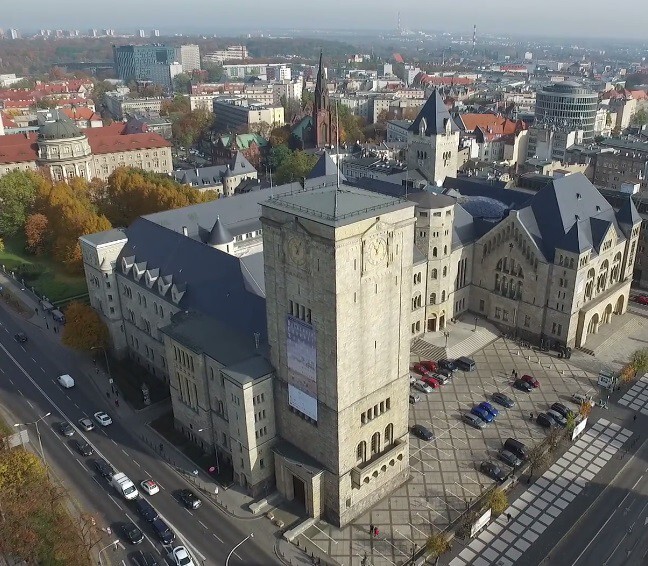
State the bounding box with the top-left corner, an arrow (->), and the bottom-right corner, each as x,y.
314,50 -> 328,112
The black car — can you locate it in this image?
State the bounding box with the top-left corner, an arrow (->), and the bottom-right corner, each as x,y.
536,412 -> 554,428
72,439 -> 94,456
14,332 -> 27,343
93,458 -> 115,480
492,392 -> 515,408
121,522 -> 144,545
411,424 -> 435,441
436,367 -> 453,378
135,498 -> 159,522
131,551 -> 160,566
513,379 -> 533,392
438,359 -> 457,372
498,449 -> 522,468
178,489 -> 202,510
550,402 -> 574,419
58,422 -> 74,437
151,518 -> 175,544
480,461 -> 507,482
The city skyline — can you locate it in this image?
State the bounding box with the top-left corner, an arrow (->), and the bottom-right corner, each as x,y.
4,0 -> 648,39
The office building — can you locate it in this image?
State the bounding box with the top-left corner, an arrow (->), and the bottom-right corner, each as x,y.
203,45 -> 249,64
138,29 -> 146,38
113,44 -> 178,91
152,30 -> 160,37
176,44 -> 201,74
212,97 -> 284,133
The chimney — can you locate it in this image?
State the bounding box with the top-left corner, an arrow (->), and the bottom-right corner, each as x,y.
182,226 -> 188,236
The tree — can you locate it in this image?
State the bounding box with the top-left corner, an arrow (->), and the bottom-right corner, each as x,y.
280,95 -> 301,123
62,301 -> 109,351
488,488 -> 508,516
0,170 -> 42,236
527,444 -> 551,484
579,401 -> 593,419
631,108 -> 648,126
565,411 -> 577,432
24,213 -> 49,255
0,238 -> 3,253
203,62 -> 224,82
269,125 -> 291,147
248,121 -> 273,139
630,348 -> 648,378
268,144 -> 292,171
173,73 -> 192,94
301,88 -> 314,110
336,103 -> 366,144
274,150 -> 318,184
426,531 -> 451,558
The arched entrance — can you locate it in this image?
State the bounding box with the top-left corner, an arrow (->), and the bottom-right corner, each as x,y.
603,304 -> 613,324
587,313 -> 600,335
614,295 -> 625,315
427,315 -> 437,332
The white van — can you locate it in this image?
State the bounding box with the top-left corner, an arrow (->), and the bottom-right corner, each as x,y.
57,374 -> 75,389
571,392 -> 593,406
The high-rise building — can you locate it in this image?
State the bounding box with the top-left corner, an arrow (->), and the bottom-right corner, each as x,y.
9,29 -> 19,40
89,29 -> 98,38
152,29 -> 160,37
138,29 -> 146,38
175,44 -> 201,74
203,45 -> 248,64
534,82 -> 598,143
113,44 -> 177,90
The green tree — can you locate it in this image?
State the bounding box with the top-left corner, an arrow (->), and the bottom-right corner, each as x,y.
173,73 -> 192,94
631,108 -> 648,126
0,170 -> 42,236
301,88 -> 314,109
488,488 -> 508,516
426,531 -> 451,558
274,150 -> 318,184
61,301 -> 109,351
203,62 -> 224,82
630,348 -> 648,377
269,144 -> 292,170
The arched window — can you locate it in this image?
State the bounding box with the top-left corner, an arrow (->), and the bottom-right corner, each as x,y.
371,432 -> 381,456
356,441 -> 366,464
430,293 -> 436,305
442,266 -> 447,277
585,268 -> 595,300
384,424 -> 394,446
431,268 -> 438,279
598,260 -> 609,293
444,245 -> 448,255
432,247 -> 438,257
441,290 -> 446,302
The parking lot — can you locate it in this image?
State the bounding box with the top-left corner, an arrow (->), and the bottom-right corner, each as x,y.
298,335 -> 599,566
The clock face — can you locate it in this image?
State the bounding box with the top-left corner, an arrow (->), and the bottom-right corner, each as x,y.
288,237 -> 306,266
367,237 -> 387,265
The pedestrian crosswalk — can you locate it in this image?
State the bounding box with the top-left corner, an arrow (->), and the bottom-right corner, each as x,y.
448,419 -> 631,566
618,374 -> 648,415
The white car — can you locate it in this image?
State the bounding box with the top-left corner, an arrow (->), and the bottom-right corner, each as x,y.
412,380 -> 433,394
140,479 -> 160,495
172,546 -> 195,566
78,417 -> 95,431
94,411 -> 112,426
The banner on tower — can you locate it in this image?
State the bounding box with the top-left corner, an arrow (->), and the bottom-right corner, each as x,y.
286,315 -> 318,421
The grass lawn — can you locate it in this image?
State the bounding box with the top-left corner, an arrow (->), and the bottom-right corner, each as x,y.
0,234 -> 88,304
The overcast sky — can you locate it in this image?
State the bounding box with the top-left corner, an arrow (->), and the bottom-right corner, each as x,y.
5,0 -> 648,39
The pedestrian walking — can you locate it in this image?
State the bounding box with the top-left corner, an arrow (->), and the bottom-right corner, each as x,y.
373,527 -> 379,538
114,399 -> 119,407
369,524 -> 374,536
511,369 -> 515,378
634,414 -> 637,422
529,412 -> 533,421
506,513 -> 512,522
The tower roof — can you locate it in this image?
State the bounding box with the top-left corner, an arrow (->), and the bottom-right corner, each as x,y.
306,152 -> 345,180
207,216 -> 234,246
314,50 -> 329,111
409,89 -> 460,136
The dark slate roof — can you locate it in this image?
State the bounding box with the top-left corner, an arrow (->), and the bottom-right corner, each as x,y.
558,222 -> 591,254
617,197 -> 642,237
229,151 -> 254,175
350,176 -> 426,199
409,89 -> 460,136
39,111 -> 83,140
442,177 -> 527,209
174,165 -> 227,186
80,228 -> 128,247
305,152 -> 347,188
119,218 -> 267,341
207,216 -> 234,246
452,204 -> 477,249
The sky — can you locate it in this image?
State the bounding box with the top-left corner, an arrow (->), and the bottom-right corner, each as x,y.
5,0 -> 648,40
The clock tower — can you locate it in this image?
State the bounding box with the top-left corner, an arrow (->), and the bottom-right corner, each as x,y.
262,182 -> 415,527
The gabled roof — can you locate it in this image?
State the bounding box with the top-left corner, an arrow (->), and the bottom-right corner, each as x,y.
558,221 -> 591,254
617,197 -> 642,237
457,113 -> 520,135
409,89 -> 460,136
229,151 -> 255,175
207,216 -> 234,246
216,133 -> 268,150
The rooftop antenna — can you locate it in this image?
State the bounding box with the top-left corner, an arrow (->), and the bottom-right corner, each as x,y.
335,101 -> 340,216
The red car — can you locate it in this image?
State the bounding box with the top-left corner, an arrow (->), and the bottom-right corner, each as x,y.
420,360 -> 439,373
633,295 -> 648,306
521,374 -> 540,388
412,363 -> 433,377
422,376 -> 441,389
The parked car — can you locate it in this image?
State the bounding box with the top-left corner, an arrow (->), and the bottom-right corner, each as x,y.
152,518 -> 175,544
411,424 -> 434,441
135,498 -> 159,522
121,522 -> 144,545
431,372 -> 451,385
438,359 -> 457,372
409,393 -> 421,404
78,417 -> 95,431
492,392 -> 515,408
412,380 -> 434,394
471,405 -> 494,423
409,373 -> 418,385
547,409 -> 567,427
58,422 -> 74,437
521,374 -> 540,388
633,295 -> 648,305
172,546 -> 195,566
550,402 -> 574,419
480,461 -> 506,482
462,412 -> 486,429
498,449 -> 522,468
536,413 -> 554,428
14,332 -> 27,343
422,376 -> 441,389
436,367 -> 454,378
572,392 -> 594,406
72,440 -> 94,456
93,458 -> 114,480
178,489 -> 201,510
513,379 -> 533,392
503,438 -> 528,461
420,360 -> 439,373
412,363 -> 433,377
455,356 -> 476,371
478,401 -> 499,418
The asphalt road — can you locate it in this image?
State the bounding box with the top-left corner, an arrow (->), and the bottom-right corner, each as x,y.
0,305 -> 275,565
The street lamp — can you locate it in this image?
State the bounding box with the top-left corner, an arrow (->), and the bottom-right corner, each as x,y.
473,316 -> 478,332
97,539 -> 119,566
15,412 -> 51,470
444,331 -> 450,349
226,533 -> 254,566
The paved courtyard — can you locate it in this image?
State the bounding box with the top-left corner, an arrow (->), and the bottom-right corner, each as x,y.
297,329 -> 601,566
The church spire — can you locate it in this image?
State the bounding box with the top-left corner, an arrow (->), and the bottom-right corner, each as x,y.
314,50 -> 328,112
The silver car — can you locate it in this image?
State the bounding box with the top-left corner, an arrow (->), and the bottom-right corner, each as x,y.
462,412 -> 486,429
412,380 -> 433,394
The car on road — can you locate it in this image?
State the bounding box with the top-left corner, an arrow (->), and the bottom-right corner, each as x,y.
72,439 -> 94,456
131,551 -> 160,566
412,380 -> 434,394
462,412 -> 486,429
492,392 -> 515,408
411,424 -> 434,441
409,393 -> 420,404
498,449 -> 522,468
547,409 -> 567,427
58,422 -> 74,437
550,402 -> 574,420
420,360 -> 438,373
179,489 -> 202,510
78,417 -> 95,431
513,379 -> 533,392
93,458 -> 114,480
633,295 -> 648,305
536,412 -> 555,428
438,359 -> 457,372
172,546 -> 195,566
478,401 -> 499,418
152,518 -> 175,544
422,376 -> 441,389
471,405 -> 494,423
140,479 -> 160,496
135,498 -> 159,522
521,374 -> 540,388
121,522 -> 144,545
94,411 -> 112,426
480,461 -> 507,482
14,332 -> 27,343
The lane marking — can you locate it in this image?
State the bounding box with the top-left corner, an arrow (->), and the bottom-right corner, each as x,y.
212,532 -> 224,544
198,520 -> 208,530
25,399 -> 34,408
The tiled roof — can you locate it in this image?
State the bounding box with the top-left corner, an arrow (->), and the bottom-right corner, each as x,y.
0,133 -> 38,164
458,113 -> 522,136
61,107 -> 102,122
88,132 -> 171,155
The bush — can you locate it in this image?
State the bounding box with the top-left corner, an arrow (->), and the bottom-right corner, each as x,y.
15,262 -> 46,281
488,488 -> 508,516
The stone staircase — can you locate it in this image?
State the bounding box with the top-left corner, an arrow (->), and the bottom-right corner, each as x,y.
411,324 -> 500,362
